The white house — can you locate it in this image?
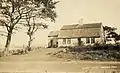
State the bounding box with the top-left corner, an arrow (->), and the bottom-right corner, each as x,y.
57,22 -> 105,47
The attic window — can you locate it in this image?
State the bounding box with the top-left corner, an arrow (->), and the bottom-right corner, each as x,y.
86,38 -> 90,44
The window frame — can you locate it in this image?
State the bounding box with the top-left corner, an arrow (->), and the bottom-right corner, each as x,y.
63,38 -> 66,44
67,38 -> 71,44
91,37 -> 95,43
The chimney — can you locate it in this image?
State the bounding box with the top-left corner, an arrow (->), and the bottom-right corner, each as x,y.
79,18 -> 83,25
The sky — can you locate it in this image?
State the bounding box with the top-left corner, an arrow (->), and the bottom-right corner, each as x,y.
0,0 -> 120,47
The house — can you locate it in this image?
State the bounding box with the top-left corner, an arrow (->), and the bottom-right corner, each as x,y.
48,31 -> 59,48
58,22 -> 105,47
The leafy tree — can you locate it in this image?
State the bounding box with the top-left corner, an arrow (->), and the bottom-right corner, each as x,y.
0,0 -> 58,55
103,26 -> 120,43
22,0 -> 58,51
24,13 -> 48,51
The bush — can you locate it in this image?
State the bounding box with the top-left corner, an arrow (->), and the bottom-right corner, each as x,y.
68,43 -> 120,53
92,43 -> 120,51
58,46 -> 72,48
52,43 -> 120,61
69,46 -> 90,53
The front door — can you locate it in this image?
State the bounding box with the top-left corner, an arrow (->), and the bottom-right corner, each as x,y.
50,40 -> 53,47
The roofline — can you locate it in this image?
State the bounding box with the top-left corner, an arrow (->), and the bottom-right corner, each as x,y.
83,22 -> 102,25
60,27 -> 101,30
60,22 -> 102,30
48,35 -> 58,37
57,36 -> 100,39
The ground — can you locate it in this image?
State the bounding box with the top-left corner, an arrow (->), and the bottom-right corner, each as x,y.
0,48 -> 120,73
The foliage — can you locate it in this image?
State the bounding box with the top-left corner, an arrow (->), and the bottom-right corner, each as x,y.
52,44 -> 120,61
0,0 -> 59,54
103,26 -> 120,43
22,0 -> 59,50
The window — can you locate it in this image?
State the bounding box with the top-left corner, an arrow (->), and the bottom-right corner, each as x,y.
86,38 -> 90,43
91,38 -> 95,43
63,38 -> 66,44
67,38 -> 71,44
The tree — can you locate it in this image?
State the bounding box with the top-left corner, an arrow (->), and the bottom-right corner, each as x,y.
103,26 -> 120,43
0,0 -> 58,55
0,0 -> 28,55
22,0 -> 58,51
24,13 -> 48,51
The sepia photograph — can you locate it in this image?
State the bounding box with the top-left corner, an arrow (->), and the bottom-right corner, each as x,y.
0,0 -> 120,73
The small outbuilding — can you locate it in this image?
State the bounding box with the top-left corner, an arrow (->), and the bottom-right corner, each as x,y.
48,31 -> 59,48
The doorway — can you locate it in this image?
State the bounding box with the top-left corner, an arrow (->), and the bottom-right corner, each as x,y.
50,40 -> 53,47
78,38 -> 81,46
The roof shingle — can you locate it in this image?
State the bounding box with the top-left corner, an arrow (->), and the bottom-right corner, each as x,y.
60,22 -> 102,30
59,22 -> 102,38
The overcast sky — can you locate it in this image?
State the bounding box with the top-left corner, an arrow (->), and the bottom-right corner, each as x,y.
0,0 -> 120,47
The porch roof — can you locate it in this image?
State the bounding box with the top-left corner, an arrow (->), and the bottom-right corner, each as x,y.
48,31 -> 59,37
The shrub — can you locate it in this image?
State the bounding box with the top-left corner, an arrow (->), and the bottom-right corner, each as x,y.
69,46 -> 89,53
58,46 -> 72,48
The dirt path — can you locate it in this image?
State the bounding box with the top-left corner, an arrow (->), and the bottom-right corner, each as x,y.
0,48 -> 120,73
0,48 -> 64,62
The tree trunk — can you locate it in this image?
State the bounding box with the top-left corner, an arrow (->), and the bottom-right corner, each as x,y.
4,31 -> 12,56
27,35 -> 32,51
